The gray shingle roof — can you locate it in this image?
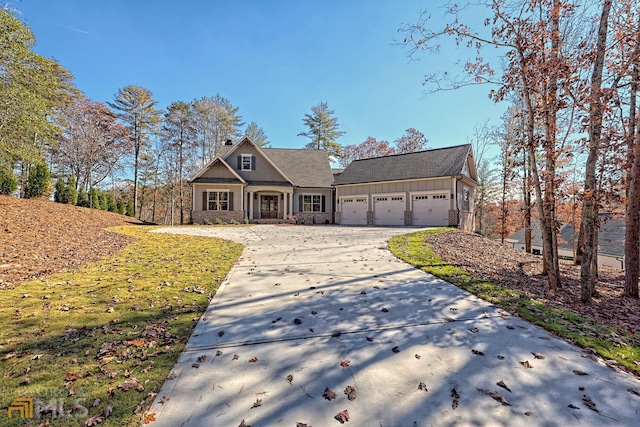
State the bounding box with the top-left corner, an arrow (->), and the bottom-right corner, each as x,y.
262,148 -> 335,188
333,144 -> 473,185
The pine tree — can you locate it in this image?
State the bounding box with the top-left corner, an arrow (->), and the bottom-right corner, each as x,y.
54,177 -> 67,203
77,188 -> 89,207
298,102 -> 345,160
66,175 -> 78,205
0,167 -> 17,195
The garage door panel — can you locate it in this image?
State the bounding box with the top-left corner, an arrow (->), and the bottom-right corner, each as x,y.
341,198 -> 367,225
374,196 -> 404,226
413,194 -> 449,226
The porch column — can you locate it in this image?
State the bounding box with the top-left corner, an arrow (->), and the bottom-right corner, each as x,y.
248,191 -> 254,220
289,191 -> 294,216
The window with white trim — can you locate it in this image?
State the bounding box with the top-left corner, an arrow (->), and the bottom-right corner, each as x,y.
241,155 -> 252,170
303,195 -> 322,212
208,191 -> 229,211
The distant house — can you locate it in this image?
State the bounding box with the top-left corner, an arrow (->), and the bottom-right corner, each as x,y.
506,213 -> 625,269
189,137 -> 477,229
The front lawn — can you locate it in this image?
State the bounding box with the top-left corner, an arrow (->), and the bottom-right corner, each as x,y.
0,226 -> 242,426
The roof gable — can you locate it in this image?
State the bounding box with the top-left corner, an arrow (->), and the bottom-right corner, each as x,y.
189,156 -> 246,183
334,144 -> 475,186
222,136 -> 293,184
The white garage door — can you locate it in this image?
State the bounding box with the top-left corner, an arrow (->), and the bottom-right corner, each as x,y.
374,195 -> 405,226
340,197 -> 368,225
412,194 -> 449,226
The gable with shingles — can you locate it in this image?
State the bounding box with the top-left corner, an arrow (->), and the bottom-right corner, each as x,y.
334,144 -> 474,185
263,148 -> 335,188
223,138 -> 292,184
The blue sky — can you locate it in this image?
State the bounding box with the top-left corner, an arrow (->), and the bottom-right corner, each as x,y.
15,0 -> 506,152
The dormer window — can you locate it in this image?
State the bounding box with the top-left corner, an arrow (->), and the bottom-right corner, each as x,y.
238,154 -> 255,171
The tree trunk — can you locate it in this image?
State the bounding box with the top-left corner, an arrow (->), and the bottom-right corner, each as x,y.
580,0 -> 612,303
523,148 -> 532,253
625,17 -> 640,298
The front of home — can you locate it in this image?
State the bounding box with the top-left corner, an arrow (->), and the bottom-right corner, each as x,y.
189,137 -> 477,229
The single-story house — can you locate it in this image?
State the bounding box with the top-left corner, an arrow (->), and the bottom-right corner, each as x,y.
506,213 -> 625,269
189,137 -> 477,229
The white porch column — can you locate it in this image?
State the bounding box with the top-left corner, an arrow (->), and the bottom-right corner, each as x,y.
248,192 -> 254,220
289,191 -> 294,216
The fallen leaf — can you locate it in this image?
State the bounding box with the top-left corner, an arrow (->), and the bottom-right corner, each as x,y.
506,325 -> 515,330
497,355 -> 505,360
381,308 -> 389,313
81,415 -> 103,426
272,317 -> 282,323
118,378 -> 141,391
311,311 -> 317,315
233,354 -> 239,360
66,372 -> 82,381
490,391 -> 511,406
391,346 -> 400,353
366,337 -> 374,342
323,387 -> 337,401
191,363 -> 200,368
334,409 -> 350,423
251,398 -> 262,409
497,380 -> 511,392
297,423 -> 310,427
286,374 -> 293,383
103,405 -> 112,417
345,385 -> 357,401
532,352 -> 545,359
451,388 -> 460,399
582,395 -> 599,412
415,354 -> 422,360
628,388 -> 640,397
142,413 -> 156,424
418,382 -> 428,392
92,398 -> 101,407
160,396 -> 170,405
218,330 -> 225,337
521,360 -> 532,368
468,327 -> 479,333
216,350 -> 223,356
197,355 -> 207,362
449,307 -> 458,311
568,403 -> 580,409
294,318 -> 302,325
472,349 -> 485,356
239,419 -> 250,427
340,359 -> 350,367
524,411 -> 533,416
573,370 -> 588,376
248,357 -> 258,363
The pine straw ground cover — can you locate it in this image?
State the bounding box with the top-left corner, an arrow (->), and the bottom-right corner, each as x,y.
389,228 -> 640,378
0,223 -> 242,426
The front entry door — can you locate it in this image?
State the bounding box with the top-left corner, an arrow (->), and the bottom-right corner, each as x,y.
260,195 -> 278,219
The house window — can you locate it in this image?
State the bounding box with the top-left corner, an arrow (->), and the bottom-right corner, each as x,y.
241,155 -> 252,170
303,195 -> 322,212
462,187 -> 470,211
208,191 -> 229,211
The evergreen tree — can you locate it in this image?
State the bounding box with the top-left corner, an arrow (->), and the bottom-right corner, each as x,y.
66,175 -> 78,205
106,192 -> 116,212
126,199 -> 134,217
77,187 -> 89,207
298,102 -> 345,160
89,187 -> 99,209
99,191 -> 109,210
54,177 -> 65,203
244,121 -> 270,147
116,199 -> 125,215
0,167 -> 17,195
24,162 -> 50,198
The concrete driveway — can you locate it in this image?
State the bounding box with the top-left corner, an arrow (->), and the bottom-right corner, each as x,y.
149,225 -> 640,426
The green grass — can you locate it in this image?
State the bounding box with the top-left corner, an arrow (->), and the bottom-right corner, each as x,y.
0,226 -> 243,426
389,229 -> 640,377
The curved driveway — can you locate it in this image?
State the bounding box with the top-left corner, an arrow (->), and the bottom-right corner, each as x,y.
149,225 -> 640,426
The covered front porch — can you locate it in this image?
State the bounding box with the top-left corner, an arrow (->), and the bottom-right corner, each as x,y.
246,186 -> 294,221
